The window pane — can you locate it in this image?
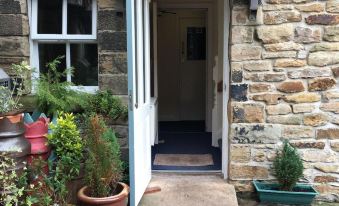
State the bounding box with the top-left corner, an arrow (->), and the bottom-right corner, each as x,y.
70,44 -> 98,86
67,0 -> 92,34
187,27 -> 206,60
38,0 -> 62,34
38,44 -> 67,82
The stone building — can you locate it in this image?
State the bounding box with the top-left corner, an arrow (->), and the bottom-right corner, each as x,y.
1,0 -> 338,205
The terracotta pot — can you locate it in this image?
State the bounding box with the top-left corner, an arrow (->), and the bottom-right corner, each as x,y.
25,117 -> 49,154
77,182 -> 129,206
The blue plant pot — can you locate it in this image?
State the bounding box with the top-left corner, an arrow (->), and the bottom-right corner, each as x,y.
253,181 -> 318,205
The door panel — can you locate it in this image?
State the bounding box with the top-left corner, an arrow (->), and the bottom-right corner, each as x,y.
179,17 -> 206,120
127,0 -> 152,205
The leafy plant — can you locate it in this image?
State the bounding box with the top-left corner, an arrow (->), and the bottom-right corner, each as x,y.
273,141 -> 304,191
0,153 -> 34,206
47,112 -> 83,177
36,56 -> 89,116
0,61 -> 31,114
86,90 -> 128,120
84,115 -> 123,198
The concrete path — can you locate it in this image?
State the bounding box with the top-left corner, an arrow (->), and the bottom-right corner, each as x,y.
139,173 -> 238,206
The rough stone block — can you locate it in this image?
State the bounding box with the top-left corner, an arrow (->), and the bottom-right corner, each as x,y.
274,59 -> 306,67
232,103 -> 265,123
231,26 -> 254,43
295,3 -> 325,12
332,67 -> 339,78
330,141 -> 339,152
306,14 -> 339,25
288,68 -> 333,79
308,78 -> 336,91
264,42 -> 303,51
317,128 -> 339,139
231,84 -> 248,102
98,10 -> 126,31
230,145 -> 251,163
327,0 -> 339,13
290,141 -> 325,149
0,36 -> 29,56
232,8 -> 258,26
282,125 -> 314,139
244,73 -> 286,82
99,53 -> 127,75
231,62 -> 243,83
276,81 -> 305,93
302,150 -> 338,163
310,42 -> 339,52
266,104 -> 292,115
322,91 -> 339,101
320,102 -> 339,113
0,0 -> 26,14
308,51 -> 339,66
98,31 -> 126,52
243,60 -> 272,72
0,14 -> 28,36
252,93 -> 283,105
267,114 -> 302,125
292,103 -> 315,113
0,56 -> 28,71
284,92 -> 321,103
230,123 -> 282,144
231,45 -> 262,61
315,164 -> 339,173
257,24 -> 294,43
294,26 -> 321,43
249,83 -> 272,93
99,74 -> 128,95
314,176 -> 337,183
303,113 -> 329,127
263,11 -> 301,25
324,26 -> 339,42
229,164 -> 269,180
262,51 -> 296,59
263,5 -> 294,11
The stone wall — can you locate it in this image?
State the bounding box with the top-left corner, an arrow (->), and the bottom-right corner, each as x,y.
230,0 -> 339,202
97,0 -> 128,95
0,0 -> 29,74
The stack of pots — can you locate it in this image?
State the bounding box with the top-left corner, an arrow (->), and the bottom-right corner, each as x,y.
0,112 -> 31,171
24,112 -> 50,170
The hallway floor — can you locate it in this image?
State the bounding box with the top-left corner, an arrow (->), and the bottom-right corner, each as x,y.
151,121 -> 222,171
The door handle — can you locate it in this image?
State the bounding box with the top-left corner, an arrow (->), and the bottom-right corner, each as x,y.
181,41 -> 185,63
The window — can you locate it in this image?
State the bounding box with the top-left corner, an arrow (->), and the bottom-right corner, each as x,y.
31,0 -> 98,92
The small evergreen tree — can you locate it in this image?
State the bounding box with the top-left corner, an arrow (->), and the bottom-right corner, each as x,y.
273,141 -> 304,191
84,115 -> 123,197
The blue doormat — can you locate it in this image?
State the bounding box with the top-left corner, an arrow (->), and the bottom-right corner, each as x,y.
152,121 -> 221,171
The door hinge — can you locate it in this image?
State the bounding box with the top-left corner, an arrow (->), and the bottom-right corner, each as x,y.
128,90 -> 133,111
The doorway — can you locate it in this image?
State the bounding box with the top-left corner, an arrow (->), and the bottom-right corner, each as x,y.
151,9 -> 221,171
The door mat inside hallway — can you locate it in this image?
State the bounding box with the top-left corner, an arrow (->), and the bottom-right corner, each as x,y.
153,154 -> 214,166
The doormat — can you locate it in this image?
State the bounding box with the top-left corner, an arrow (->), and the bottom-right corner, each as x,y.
153,154 -> 214,166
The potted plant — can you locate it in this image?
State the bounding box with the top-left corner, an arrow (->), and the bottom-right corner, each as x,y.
77,115 -> 129,206
0,61 -> 32,171
253,141 -> 318,205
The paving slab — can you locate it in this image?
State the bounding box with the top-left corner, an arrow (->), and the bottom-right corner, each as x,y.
139,173 -> 238,206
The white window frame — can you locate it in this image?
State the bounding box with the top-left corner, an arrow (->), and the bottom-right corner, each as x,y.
30,0 -> 98,93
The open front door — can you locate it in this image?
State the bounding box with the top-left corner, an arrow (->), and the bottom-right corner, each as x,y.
127,0 -> 152,205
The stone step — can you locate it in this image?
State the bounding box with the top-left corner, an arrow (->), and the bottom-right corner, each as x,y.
139,173 -> 238,206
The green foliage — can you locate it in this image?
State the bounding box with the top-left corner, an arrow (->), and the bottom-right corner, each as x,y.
36,56 -> 89,116
84,116 -> 123,198
86,90 -> 128,120
273,141 -> 304,191
0,61 -> 31,114
0,153 -> 34,206
48,112 -> 83,161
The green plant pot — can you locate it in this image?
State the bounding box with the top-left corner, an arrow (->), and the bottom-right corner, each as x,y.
253,181 -> 318,205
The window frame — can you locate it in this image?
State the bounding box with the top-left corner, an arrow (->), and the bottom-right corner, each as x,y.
30,0 -> 98,93
31,0 -> 97,40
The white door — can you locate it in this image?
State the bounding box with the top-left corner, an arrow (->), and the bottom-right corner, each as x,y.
127,0 -> 153,205
179,16 -> 206,120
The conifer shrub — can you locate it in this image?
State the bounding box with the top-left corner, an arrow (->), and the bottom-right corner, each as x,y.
84,115 -> 123,197
273,141 -> 304,191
